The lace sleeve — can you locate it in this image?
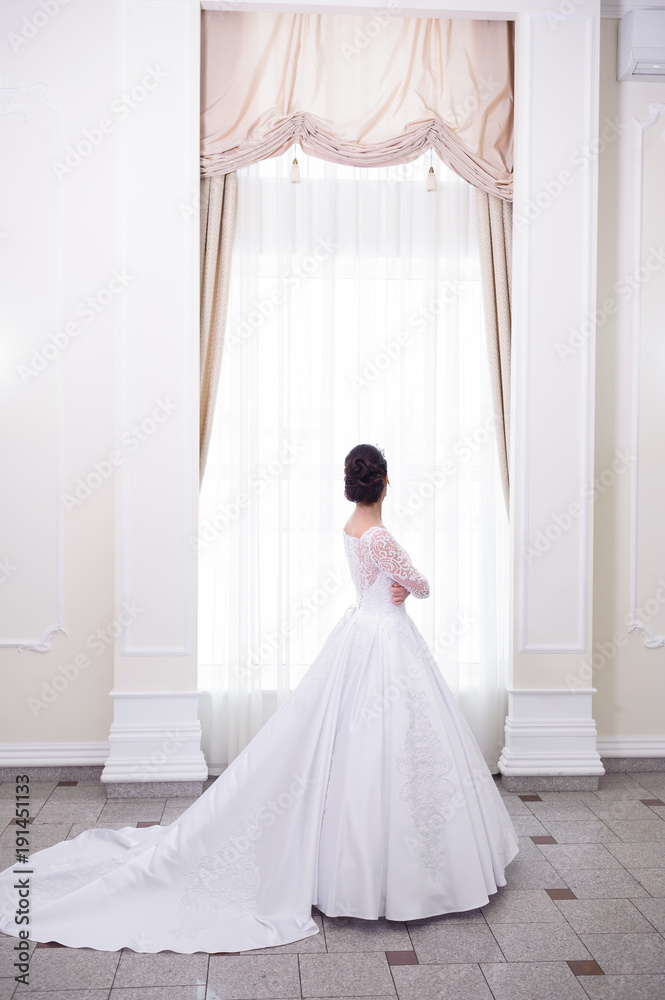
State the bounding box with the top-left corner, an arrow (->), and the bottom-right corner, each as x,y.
368,528 -> 430,599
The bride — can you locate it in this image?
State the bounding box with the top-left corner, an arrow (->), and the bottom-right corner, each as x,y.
0,443 -> 518,954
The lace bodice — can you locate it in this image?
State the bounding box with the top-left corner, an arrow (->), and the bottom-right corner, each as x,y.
342,525 -> 430,605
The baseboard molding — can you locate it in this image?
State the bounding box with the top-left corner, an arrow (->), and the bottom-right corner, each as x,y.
597,738 -> 665,757
0,742 -> 109,766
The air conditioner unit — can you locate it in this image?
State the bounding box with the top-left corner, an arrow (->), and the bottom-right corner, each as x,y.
618,9 -> 665,81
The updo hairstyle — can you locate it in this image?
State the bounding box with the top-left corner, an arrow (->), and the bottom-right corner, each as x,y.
343,444 -> 388,505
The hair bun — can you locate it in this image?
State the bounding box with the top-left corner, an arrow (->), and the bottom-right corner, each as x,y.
343,444 -> 388,506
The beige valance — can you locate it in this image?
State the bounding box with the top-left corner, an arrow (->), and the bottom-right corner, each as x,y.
201,12 -> 514,200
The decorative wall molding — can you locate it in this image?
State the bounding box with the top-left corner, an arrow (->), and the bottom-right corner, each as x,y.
0,70 -> 61,120
0,80 -> 66,654
116,0 -> 197,657
0,624 -> 67,654
515,13 -> 597,654
498,688 -> 605,776
627,102 -> 665,649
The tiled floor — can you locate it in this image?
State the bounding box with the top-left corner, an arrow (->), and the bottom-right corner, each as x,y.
1,771 -> 665,998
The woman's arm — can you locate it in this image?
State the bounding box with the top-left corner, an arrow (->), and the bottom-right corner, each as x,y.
368,528 -> 430,598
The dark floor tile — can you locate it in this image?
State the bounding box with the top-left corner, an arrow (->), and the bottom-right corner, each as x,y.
641,799 -> 665,807
56,781 -> 78,787
520,794 -> 543,802
532,836 -> 557,845
136,821 -> 160,828
568,960 -> 604,976
548,889 -> 577,900
386,950 -> 418,965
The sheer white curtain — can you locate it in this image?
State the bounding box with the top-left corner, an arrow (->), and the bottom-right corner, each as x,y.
198,149 -> 509,773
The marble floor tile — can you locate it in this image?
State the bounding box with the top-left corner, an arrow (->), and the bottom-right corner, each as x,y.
408,920 -> 504,964
97,800 -> 166,824
112,990 -> 205,1000
629,868 -> 665,896
536,821 -> 621,845
556,867 -> 650,898
580,932 -> 665,973
605,842 -> 665,868
390,963 -> 493,1000
207,955 -> 301,1000
13,946 -> 120,991
299,953 -> 395,997
630,896 -> 665,932
489,922 -> 590,962
480,960 -> 588,1000
483,888 -> 567,925
502,859 -> 566,889
604,819 -> 665,842
508,815 -> 550,836
31,804 -> 104,826
527,803 -> 599,822
322,915 -> 411,952
113,949 -> 208,987
537,844 -> 624,871
554,898 -> 656,934
583,798 -> 660,821
10,993 -> 109,1000
577,974 -> 665,1000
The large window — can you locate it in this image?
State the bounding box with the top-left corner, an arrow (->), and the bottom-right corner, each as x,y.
198,150 -> 508,771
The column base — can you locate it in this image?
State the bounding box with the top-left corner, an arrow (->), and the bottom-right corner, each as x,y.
497,688 -> 605,788
101,690 -> 208,787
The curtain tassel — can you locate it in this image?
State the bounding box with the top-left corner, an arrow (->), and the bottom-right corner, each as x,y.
426,165 -> 437,193
290,156 -> 301,184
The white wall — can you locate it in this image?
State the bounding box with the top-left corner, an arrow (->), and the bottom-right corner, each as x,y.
592,18 -> 665,751
2,0 -> 660,775
0,0 -> 204,781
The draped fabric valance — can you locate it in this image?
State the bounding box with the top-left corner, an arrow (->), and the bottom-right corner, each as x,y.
201,12 -> 514,200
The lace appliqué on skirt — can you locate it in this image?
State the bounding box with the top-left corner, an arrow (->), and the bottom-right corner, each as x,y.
396,689 -> 457,879
172,813 -> 261,935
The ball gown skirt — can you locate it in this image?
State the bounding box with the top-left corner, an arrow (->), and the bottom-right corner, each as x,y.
0,526 -> 518,953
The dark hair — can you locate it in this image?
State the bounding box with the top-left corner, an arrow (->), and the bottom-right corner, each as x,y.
344,444 -> 388,505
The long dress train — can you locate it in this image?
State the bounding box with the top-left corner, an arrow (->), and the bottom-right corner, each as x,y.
0,525 -> 518,953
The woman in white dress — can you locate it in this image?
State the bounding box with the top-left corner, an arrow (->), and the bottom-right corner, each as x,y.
0,444 -> 518,954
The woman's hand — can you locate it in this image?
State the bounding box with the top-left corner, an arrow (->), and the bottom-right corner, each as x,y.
390,581 -> 409,605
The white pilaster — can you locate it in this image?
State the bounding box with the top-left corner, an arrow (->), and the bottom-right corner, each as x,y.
102,0 -> 204,785
503,3 -> 604,777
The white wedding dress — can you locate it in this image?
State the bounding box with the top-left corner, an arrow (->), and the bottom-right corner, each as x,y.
0,525 -> 518,953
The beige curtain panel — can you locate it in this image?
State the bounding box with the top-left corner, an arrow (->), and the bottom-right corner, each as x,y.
201,12 -> 514,201
200,172 -> 238,484
476,188 -> 512,512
